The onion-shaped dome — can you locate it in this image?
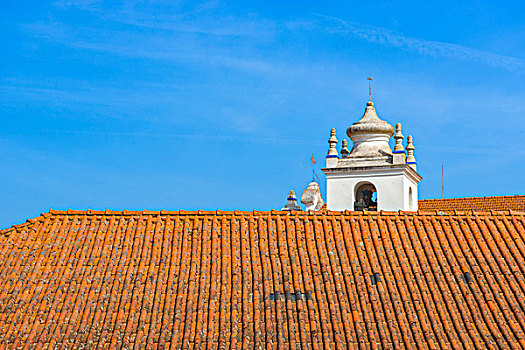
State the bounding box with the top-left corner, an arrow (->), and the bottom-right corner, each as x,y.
346,101 -> 395,157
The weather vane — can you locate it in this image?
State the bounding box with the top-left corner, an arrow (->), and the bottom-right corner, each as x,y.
368,74 -> 373,101
311,154 -> 320,183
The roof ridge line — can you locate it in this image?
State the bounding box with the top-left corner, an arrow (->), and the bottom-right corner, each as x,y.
3,208 -> 525,236
419,194 -> 525,201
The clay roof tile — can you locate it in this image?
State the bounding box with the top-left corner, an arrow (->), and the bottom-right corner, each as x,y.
1,208 -> 525,347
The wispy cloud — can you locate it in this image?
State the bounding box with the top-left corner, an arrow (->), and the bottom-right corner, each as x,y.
0,78 -> 184,108
30,129 -> 320,146
22,18 -> 280,75
53,0 -> 275,38
422,144 -> 525,157
309,14 -> 525,72
24,5 -> 525,76
53,0 -> 103,9
11,2 -> 525,141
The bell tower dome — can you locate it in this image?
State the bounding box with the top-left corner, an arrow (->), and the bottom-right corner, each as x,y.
347,101 -> 394,157
322,99 -> 422,211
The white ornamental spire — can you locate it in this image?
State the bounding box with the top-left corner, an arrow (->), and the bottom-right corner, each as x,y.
394,123 -> 404,152
326,128 -> 339,168
341,139 -> 350,158
327,128 -> 338,157
406,135 -> 416,170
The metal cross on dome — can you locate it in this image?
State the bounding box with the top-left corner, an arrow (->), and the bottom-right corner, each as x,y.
368,75 -> 373,101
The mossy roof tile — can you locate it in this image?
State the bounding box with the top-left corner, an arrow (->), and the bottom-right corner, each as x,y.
419,195 -> 525,212
1,209 -> 525,348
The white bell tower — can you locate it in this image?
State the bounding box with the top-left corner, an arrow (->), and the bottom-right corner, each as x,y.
322,99 -> 422,212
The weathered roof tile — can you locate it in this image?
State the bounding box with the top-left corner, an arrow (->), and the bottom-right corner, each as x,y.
419,195 -> 525,212
1,210 -> 525,348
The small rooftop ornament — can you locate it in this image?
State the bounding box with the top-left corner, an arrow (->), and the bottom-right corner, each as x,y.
325,128 -> 339,168
327,128 -> 338,157
301,154 -> 324,211
392,123 -> 406,164
406,135 -> 417,170
301,182 -> 324,211
341,139 -> 350,158
282,190 -> 302,211
394,123 -> 404,152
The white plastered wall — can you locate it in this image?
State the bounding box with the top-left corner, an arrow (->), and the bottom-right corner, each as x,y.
326,167 -> 419,212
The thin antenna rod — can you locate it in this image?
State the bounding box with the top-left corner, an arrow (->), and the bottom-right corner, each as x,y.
442,164 -> 444,199
368,74 -> 373,101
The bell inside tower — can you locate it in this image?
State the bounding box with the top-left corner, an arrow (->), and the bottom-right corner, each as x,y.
354,183 -> 377,211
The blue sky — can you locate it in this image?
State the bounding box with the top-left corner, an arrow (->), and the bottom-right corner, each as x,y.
1,0 -> 524,227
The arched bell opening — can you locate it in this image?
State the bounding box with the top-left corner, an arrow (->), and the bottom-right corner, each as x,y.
354,182 -> 378,211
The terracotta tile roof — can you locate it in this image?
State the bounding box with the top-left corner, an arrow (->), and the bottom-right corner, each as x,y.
419,195 -> 525,212
2,208 -> 525,348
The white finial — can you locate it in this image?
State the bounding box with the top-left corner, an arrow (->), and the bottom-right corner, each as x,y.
341,139 -> 350,158
394,123 -> 404,152
327,128 -> 338,157
406,135 -> 416,169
